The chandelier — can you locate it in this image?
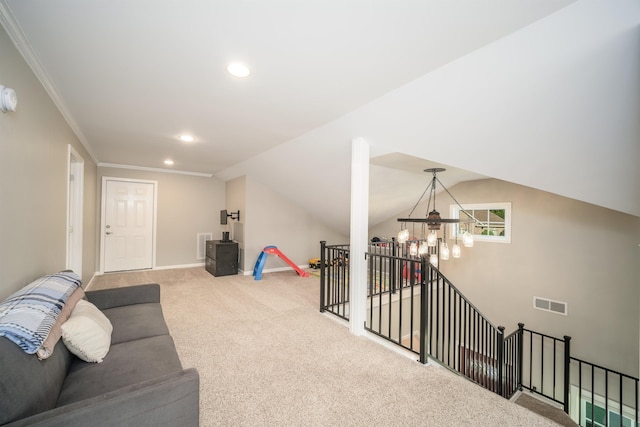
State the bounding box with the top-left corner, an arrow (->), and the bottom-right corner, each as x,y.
397,168 -> 476,265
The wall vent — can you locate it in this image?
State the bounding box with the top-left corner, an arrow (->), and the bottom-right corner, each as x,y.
533,296 -> 568,316
197,233 -> 213,260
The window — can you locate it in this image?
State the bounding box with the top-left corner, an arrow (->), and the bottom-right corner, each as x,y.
585,401 -> 635,427
450,202 -> 511,244
570,385 -> 637,427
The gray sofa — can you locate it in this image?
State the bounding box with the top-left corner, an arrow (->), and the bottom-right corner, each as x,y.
0,284 -> 199,426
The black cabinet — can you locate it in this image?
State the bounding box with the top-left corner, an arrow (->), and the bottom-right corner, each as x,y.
205,240 -> 238,277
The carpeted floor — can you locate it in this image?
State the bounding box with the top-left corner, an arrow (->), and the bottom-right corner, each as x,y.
90,267 -> 563,426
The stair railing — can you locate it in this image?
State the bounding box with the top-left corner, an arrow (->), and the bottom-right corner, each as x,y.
419,257 -> 507,396
318,241 -> 639,426
319,241 -> 350,320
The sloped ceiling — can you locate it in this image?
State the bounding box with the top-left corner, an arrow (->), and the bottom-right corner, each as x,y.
1,0 -> 638,237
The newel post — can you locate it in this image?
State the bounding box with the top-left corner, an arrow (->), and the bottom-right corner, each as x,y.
563,335 -> 572,414
418,256 -> 428,364
517,323 -> 525,391
497,326 -> 505,397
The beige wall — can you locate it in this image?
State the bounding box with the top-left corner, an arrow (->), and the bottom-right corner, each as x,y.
370,178 -> 640,376
228,175 -> 347,273
225,176 -> 246,270
97,167 -> 225,269
0,26 -> 97,298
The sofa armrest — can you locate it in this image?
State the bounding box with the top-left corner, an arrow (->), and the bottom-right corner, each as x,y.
85,284 -> 161,310
6,368 -> 199,427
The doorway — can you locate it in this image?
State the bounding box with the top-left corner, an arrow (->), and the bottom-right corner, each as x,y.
66,145 -> 84,277
101,178 -> 157,273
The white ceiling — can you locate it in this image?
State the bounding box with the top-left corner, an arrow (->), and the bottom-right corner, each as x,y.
6,0 -> 638,236
1,0 -> 575,174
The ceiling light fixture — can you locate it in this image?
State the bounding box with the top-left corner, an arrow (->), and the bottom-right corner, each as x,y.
227,62 -> 251,78
179,135 -> 194,143
164,159 -> 174,166
397,168 -> 477,265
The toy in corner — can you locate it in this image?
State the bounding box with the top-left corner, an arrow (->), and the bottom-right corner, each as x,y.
253,246 -> 310,280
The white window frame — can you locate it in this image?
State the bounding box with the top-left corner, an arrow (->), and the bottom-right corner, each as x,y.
450,202 -> 512,244
570,385 -> 637,427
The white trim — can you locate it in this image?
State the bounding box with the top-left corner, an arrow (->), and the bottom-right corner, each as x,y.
364,330 -> 432,364
83,272 -> 99,292
98,162 -> 213,178
100,177 -> 158,273
66,145 -> 84,278
85,264 -> 204,291
153,263 -> 205,270
0,2 -> 99,164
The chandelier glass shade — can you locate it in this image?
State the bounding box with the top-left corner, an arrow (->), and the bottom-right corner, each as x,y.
452,244 -> 462,258
427,230 -> 438,247
440,242 -> 450,260
397,167 -> 476,265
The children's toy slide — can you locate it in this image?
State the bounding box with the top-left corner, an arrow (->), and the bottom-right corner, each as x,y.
253,246 -> 310,280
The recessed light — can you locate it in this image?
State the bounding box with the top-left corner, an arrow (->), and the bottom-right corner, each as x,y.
164,159 -> 174,166
179,134 -> 194,143
227,62 -> 250,78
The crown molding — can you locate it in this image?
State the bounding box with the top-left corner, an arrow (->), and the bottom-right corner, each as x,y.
98,162 -> 213,178
0,1 -> 99,164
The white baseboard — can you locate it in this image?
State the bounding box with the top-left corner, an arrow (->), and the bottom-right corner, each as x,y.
153,262 -> 205,270
85,263 -> 206,291
84,272 -> 99,291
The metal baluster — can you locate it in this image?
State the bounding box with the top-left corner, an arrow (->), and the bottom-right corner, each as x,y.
563,335 -> 570,413
447,282 -> 451,366
497,326 -> 505,397
435,266 -> 440,359
539,334 -> 544,395
605,370 -> 609,427
319,241 -> 326,312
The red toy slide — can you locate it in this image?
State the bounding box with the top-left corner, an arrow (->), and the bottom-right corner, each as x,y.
253,246 -> 310,280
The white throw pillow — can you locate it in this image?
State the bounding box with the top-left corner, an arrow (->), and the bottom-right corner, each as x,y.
61,299 -> 113,363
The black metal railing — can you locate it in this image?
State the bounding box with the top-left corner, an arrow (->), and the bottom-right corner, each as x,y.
365,250 -> 422,354
318,241 -> 639,426
571,357 -> 639,427
319,241 -> 350,320
518,326 -> 571,409
420,258 -> 506,396
503,326 -> 523,399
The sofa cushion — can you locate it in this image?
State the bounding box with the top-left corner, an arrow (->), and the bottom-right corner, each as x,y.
0,337 -> 72,425
56,335 -> 183,406
61,300 -> 113,363
101,302 -> 170,345
0,271 -> 81,354
37,287 -> 86,360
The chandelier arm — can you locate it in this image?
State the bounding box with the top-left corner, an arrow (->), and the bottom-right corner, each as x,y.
428,175 -> 436,214
434,176 -> 480,223
406,179 -> 431,218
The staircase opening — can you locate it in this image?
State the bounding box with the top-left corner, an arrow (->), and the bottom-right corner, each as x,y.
319,240 -> 639,427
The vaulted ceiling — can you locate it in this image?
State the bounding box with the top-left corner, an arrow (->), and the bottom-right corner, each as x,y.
2,0 -> 638,235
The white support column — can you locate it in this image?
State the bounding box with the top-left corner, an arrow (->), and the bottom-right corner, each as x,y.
349,137 -> 369,336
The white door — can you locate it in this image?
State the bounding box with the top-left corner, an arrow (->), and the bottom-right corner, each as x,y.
103,179 -> 155,272
66,145 -> 84,277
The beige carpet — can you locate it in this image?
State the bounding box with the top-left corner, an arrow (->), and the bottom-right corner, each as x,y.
90,267 -> 561,426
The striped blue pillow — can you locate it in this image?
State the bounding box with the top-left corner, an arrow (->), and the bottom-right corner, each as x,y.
0,271 -> 81,354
